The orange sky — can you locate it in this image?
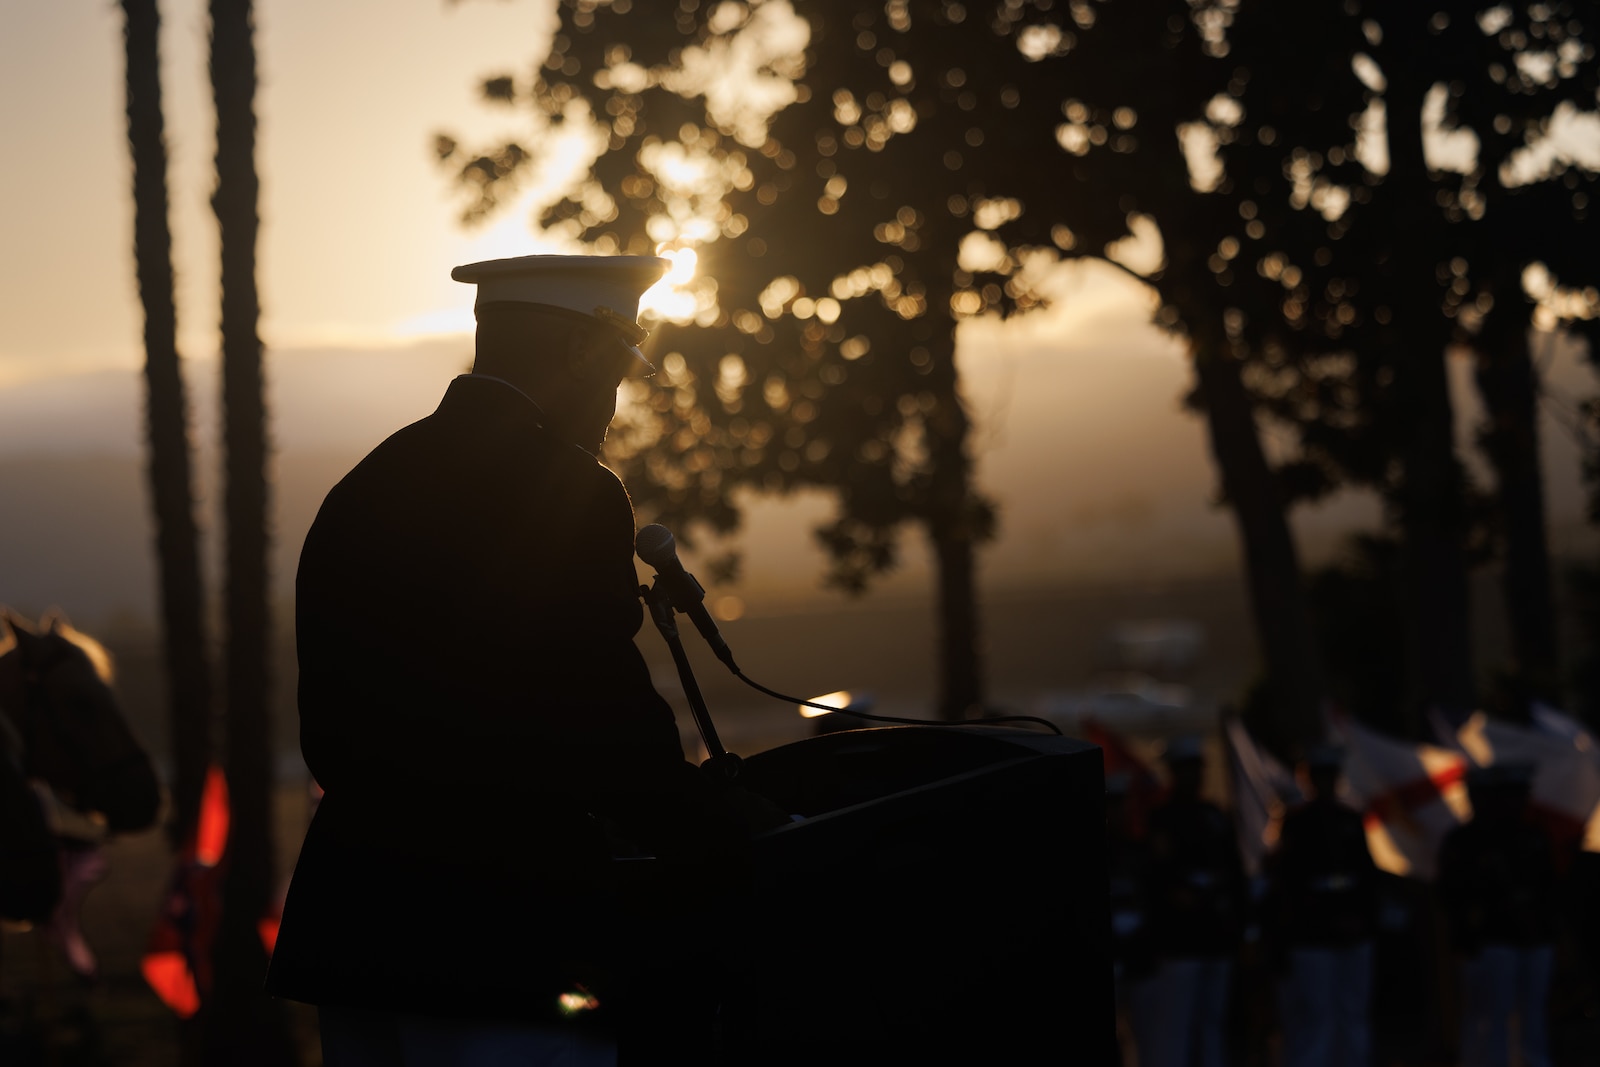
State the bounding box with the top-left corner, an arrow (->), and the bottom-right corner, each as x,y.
0,0 -> 575,382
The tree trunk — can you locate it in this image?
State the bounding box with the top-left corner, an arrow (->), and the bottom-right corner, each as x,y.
206,0 -> 291,1061
1191,340 -> 1326,754
1475,306 -> 1558,695
1392,325 -> 1476,719
923,323 -> 987,720
928,515 -> 984,720
121,0 -> 214,853
1382,49 -> 1476,723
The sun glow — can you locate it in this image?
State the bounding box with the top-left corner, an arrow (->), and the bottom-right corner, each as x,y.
641,245 -> 702,322
800,690 -> 853,719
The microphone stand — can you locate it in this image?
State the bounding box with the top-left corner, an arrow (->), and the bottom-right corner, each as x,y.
641,579 -> 743,782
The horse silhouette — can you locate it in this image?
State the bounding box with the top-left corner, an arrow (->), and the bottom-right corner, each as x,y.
0,609 -> 161,923
0,719 -> 58,924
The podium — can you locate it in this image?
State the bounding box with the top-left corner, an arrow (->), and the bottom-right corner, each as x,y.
718,725 -> 1114,1063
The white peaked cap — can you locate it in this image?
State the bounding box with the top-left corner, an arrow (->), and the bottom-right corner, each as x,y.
451,254 -> 670,374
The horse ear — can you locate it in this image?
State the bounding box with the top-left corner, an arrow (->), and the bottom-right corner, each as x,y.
0,608 -> 37,638
40,607 -> 70,635
3,616 -> 41,658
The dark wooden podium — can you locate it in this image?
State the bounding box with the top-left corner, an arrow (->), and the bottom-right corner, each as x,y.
716,725 -> 1114,1064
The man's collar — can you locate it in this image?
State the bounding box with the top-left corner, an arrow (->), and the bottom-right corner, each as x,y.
451,374 -> 607,458
455,374 -> 548,424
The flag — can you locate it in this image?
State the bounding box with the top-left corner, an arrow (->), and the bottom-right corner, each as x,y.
1333,713 -> 1470,881
1531,702 -> 1600,757
1222,717 -> 1303,878
1080,716 -> 1165,837
141,764 -> 229,1018
1442,710 -> 1600,860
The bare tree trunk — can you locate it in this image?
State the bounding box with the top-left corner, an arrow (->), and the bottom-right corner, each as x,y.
121,0 -> 214,854
1392,324 -> 1476,720
205,0 -> 291,1061
923,323 -> 987,721
1475,306 -> 1558,697
928,518 -> 984,720
1382,49 -> 1477,724
1191,339 -> 1326,754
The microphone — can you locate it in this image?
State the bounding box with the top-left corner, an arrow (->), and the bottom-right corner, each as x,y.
635,524 -> 739,671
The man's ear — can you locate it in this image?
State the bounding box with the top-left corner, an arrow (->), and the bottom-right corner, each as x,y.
565,330 -> 595,381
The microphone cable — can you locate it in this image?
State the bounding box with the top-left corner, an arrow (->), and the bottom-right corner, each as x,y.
729,668 -> 1063,736
635,522 -> 1061,737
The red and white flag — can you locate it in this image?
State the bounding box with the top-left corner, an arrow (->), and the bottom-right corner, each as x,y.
1333,714 -> 1470,881
1079,716 -> 1166,837
1437,709 -> 1600,860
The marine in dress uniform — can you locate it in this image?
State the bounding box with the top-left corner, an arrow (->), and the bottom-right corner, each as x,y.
265,256 -> 763,1065
1132,736 -> 1246,1067
1437,763 -> 1560,1067
1267,745 -> 1379,1067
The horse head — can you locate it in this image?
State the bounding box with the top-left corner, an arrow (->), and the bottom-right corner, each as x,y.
0,608 -> 161,834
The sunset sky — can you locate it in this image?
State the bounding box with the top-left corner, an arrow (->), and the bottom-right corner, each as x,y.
1,0 -> 574,381
1,0 -> 1597,618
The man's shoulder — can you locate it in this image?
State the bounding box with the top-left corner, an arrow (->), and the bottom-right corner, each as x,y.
1282,798 -> 1364,840
303,378 -> 637,561
313,410 -> 448,512
326,378 -> 591,491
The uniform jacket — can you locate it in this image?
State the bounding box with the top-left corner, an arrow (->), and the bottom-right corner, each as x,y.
1106,828 -> 1156,977
1437,814 -> 1560,952
1268,797 -> 1380,947
265,375 -> 741,1024
1145,796 -> 1247,958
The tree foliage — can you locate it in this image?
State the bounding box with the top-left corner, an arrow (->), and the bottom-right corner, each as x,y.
440,0 -> 1093,716
1210,0 -> 1599,712
442,0 -> 1600,728
442,1 -> 1043,572
992,0 -> 1600,723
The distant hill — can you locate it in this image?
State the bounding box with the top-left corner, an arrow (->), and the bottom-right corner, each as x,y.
0,324 -> 1594,629
0,338 -> 464,621
0,449 -> 359,624
1,327 -> 1596,767
0,330 -> 1242,623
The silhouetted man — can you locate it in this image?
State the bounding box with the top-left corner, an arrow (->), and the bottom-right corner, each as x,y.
1133,736 -> 1245,1067
1438,763 -> 1559,1067
266,255 -> 763,1065
1267,744 -> 1379,1067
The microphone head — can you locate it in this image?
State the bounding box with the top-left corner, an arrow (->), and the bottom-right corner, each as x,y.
634,523 -> 679,569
